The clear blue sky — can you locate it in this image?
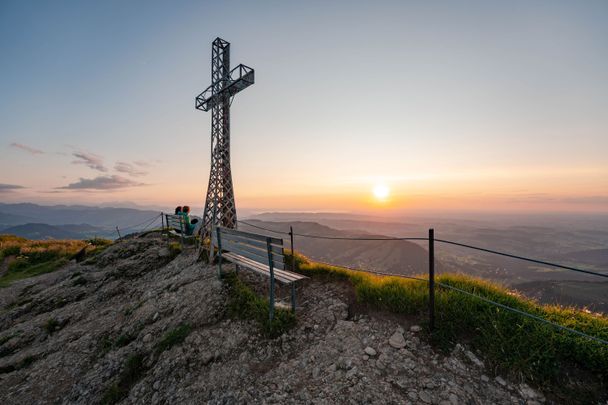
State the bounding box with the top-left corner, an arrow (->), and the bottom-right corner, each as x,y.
1,0 -> 607,214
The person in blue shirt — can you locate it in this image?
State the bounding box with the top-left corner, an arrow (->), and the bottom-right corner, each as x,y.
180,206 -> 201,235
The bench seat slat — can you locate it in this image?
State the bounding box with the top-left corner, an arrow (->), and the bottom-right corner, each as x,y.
223,252 -> 307,284
219,227 -> 283,245
219,238 -> 285,262
213,233 -> 284,255
225,254 -> 293,283
225,254 -> 305,282
168,230 -> 195,239
220,240 -> 286,270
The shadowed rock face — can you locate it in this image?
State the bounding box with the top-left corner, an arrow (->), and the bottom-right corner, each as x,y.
0,233 -> 541,404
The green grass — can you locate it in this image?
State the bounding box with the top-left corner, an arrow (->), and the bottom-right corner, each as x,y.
168,242 -> 182,258
292,253 -> 608,401
224,272 -> 296,338
0,354 -> 37,374
0,236 -> 112,287
0,258 -> 69,288
101,353 -> 146,405
155,324 -> 191,353
44,317 -> 61,334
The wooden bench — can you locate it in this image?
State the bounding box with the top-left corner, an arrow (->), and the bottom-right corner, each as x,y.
163,214 -> 196,246
213,226 -> 307,320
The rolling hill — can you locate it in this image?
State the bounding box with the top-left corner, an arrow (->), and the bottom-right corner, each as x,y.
1,223 -> 106,240
239,220 -> 429,276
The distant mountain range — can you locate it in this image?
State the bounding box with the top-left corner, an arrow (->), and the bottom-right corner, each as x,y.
239,220 -> 429,276
1,223 -> 107,240
0,203 -> 165,239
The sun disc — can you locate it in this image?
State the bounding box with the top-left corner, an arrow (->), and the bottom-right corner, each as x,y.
373,184 -> 390,200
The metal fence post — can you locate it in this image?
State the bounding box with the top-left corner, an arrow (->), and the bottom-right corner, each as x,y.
429,228 -> 435,331
266,237 -> 275,322
289,225 -> 296,311
115,226 -> 122,239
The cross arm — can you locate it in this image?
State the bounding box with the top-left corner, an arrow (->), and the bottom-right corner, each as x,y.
195,64 -> 255,111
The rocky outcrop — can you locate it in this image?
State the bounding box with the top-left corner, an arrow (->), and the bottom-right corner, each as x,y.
0,233 -> 544,404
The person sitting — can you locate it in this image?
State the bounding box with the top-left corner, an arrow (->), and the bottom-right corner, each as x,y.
180,206 -> 200,236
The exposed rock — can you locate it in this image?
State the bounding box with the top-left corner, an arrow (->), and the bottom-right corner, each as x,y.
465,350 -> 484,368
495,376 -> 507,386
389,330 -> 407,349
419,390 -> 432,403
410,325 -> 422,333
519,383 -> 545,402
364,346 -> 377,356
0,232 -> 545,405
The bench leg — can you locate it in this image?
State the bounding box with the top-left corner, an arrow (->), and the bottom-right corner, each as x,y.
269,273 -> 275,322
217,253 -> 222,279
291,283 -> 296,312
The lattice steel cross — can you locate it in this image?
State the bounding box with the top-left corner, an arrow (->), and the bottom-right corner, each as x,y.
195,37 -> 254,244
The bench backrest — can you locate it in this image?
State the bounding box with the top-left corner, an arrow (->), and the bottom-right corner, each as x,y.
213,227 -> 285,270
165,214 -> 186,233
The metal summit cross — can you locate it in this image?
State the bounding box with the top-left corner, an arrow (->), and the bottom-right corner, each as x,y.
195,37 -> 254,245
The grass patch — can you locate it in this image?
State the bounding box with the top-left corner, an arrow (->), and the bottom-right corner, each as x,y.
0,354 -> 37,374
224,272 -> 296,338
168,242 -> 182,258
0,258 -> 69,288
99,332 -> 138,355
0,334 -> 14,346
72,276 -> 87,286
155,324 -> 191,353
0,236 -> 113,287
293,253 -> 608,402
101,353 -> 146,405
44,317 -> 63,334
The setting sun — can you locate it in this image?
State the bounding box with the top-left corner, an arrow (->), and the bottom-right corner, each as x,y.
372,184 -> 390,200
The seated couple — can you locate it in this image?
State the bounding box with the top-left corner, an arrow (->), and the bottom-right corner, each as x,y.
174,205 -> 202,236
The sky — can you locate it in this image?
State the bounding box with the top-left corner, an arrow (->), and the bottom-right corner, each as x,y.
1,0 -> 607,216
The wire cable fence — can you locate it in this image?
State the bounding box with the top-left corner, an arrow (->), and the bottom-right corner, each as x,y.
115,213 -> 164,238
237,219 -> 608,345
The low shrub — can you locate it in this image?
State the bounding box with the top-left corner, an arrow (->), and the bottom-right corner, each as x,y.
101,353 -> 146,405
44,318 -> 61,334
155,324 -> 191,353
224,272 -> 296,338
168,242 -> 182,258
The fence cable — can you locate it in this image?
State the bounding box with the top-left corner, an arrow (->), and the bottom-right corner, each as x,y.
138,215 -> 162,233
436,238 -> 608,280
305,255 -> 608,345
238,220 -> 428,241
305,257 -> 429,283
238,220 -> 606,279
118,213 -> 162,232
237,219 -> 608,344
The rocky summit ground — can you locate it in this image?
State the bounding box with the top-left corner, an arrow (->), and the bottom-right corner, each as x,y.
0,232 -> 547,404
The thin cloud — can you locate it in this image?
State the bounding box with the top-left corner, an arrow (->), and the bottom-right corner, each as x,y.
0,183 -> 25,192
72,151 -> 107,172
58,175 -> 144,190
10,143 -> 44,155
114,161 -> 148,177
134,160 -> 152,167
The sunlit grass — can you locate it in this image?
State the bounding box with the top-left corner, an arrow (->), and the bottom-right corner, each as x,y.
291,252 -> 608,399
0,235 -> 112,287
